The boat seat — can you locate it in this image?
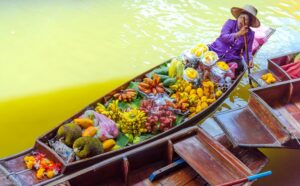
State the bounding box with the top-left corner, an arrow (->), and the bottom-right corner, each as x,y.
173,128 -> 251,185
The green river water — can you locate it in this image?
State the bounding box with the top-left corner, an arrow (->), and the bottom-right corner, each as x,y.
1,0 -> 300,185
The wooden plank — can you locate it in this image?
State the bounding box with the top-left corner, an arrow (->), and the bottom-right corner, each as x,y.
275,102 -> 300,135
173,135 -> 249,185
215,108 -> 282,147
156,165 -> 198,186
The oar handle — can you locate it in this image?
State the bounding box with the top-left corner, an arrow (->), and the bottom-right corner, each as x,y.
216,171 -> 272,186
243,17 -> 253,87
248,171 -> 272,181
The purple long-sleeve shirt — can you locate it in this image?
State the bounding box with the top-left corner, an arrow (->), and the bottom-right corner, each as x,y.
209,19 -> 254,63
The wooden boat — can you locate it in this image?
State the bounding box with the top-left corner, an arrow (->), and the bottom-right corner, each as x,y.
0,26 -> 276,185
47,120 -> 268,186
249,51 -> 300,86
0,59 -> 246,186
215,78 -> 300,148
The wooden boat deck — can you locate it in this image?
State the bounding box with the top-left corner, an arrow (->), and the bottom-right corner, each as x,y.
216,79 -> 300,149
272,101 -> 300,138
249,51 -> 300,87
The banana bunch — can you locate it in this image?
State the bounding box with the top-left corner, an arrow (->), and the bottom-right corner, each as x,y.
138,74 -> 164,95
95,100 -> 121,121
113,89 -> 136,102
170,78 -> 192,92
177,83 -> 217,118
119,109 -> 147,137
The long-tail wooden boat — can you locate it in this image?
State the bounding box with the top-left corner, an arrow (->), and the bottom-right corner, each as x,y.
0,27 -> 275,185
249,51 -> 300,86
47,121 -> 268,186
0,59 -> 246,186
215,78 -> 300,149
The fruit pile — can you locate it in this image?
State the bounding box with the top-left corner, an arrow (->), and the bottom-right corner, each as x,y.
140,99 -> 176,132
261,73 -> 276,84
47,43 -> 235,164
24,152 -> 61,179
138,74 -> 164,95
118,109 -> 148,136
113,89 -> 136,102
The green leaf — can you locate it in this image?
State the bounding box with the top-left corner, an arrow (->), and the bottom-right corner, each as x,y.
139,133 -> 154,141
129,96 -> 142,109
118,101 -> 128,110
175,115 -> 184,126
127,82 -> 139,91
116,132 -> 129,147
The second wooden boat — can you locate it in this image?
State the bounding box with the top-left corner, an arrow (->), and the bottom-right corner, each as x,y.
215,78 -> 300,148
249,51 -> 300,86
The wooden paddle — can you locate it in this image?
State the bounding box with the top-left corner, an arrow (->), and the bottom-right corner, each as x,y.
243,17 -> 253,87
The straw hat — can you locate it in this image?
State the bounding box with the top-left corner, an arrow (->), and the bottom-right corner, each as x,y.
231,5 -> 260,28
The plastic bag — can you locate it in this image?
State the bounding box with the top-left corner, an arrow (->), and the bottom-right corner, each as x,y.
49,139 -> 75,163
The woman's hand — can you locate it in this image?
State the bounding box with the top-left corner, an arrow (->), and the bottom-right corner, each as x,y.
248,60 -> 254,68
236,26 -> 249,37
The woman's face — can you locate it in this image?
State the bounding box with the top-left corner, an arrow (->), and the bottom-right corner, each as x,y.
237,13 -> 250,29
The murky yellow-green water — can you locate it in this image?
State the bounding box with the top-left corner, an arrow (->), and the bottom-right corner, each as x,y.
1,0 -> 300,185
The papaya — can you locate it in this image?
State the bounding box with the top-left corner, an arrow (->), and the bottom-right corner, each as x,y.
74,118 -> 93,129
82,126 -> 98,137
163,78 -> 176,87
103,139 -> 116,151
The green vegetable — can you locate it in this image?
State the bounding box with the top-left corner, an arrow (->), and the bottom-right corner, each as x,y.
73,136 -> 103,159
152,67 -> 168,75
56,123 -> 82,147
163,78 -> 177,87
156,74 -> 170,82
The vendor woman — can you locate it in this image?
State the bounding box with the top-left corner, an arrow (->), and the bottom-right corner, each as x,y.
209,5 -> 260,73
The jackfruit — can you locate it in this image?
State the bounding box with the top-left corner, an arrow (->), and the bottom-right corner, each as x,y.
73,136 -> 103,159
56,123 -> 82,147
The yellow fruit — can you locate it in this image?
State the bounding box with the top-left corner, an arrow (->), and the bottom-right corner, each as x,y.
190,89 -> 196,95
46,170 -> 55,179
82,126 -> 98,137
196,105 -> 202,112
201,102 -> 208,109
197,88 -> 203,97
215,90 -> 223,97
201,96 -> 207,102
184,85 -> 192,93
36,168 -> 45,179
103,139 -> 116,151
74,118 -> 93,129
207,98 -> 216,104
112,145 -> 121,151
189,107 -> 196,113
